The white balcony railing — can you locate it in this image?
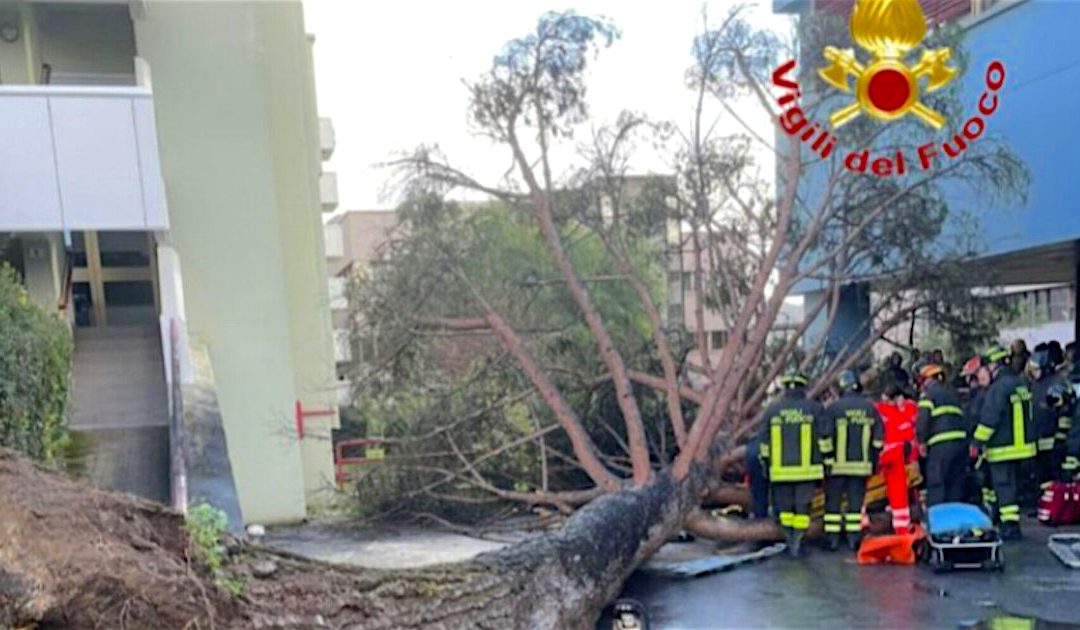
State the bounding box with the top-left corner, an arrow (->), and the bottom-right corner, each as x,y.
319,117 -> 335,160
0,85 -> 168,232
324,221 -> 344,258
320,171 -> 339,212
333,328 -> 352,363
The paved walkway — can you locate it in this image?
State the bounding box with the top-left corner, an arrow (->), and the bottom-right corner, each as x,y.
263,520 -> 521,569
622,519 -> 1080,629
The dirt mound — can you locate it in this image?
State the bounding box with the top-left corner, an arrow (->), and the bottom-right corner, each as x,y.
0,448 -> 235,628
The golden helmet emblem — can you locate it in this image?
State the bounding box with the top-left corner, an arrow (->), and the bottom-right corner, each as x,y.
818,0 -> 958,129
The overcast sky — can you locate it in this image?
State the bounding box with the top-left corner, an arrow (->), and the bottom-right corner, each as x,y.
302,1 -> 790,212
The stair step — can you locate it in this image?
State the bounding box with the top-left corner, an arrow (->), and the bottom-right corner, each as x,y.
73,339 -> 163,355
70,410 -> 169,429
74,325 -> 160,341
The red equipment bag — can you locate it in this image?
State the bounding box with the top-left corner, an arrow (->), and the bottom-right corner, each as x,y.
1037,482 -> 1080,526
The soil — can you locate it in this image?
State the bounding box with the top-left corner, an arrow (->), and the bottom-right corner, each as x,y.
0,447 -> 692,629
0,448 -> 236,628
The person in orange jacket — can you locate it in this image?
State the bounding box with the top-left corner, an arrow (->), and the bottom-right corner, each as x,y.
875,383 -> 919,535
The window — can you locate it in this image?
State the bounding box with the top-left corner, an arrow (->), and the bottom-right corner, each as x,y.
710,330 -> 728,350
668,304 -> 684,326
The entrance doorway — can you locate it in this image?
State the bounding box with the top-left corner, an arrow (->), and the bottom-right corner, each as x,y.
71,231 -> 159,327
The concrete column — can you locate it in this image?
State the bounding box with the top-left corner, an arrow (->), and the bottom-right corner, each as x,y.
19,233 -> 62,312
828,283 -> 872,362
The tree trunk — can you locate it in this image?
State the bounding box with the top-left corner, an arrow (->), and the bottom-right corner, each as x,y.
0,448 -> 704,630
243,472 -> 701,629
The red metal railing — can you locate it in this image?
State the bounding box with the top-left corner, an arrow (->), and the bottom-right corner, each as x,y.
334,437 -> 386,486
294,400 -> 336,440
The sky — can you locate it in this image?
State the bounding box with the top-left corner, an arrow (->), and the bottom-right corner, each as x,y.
302,0 -> 791,212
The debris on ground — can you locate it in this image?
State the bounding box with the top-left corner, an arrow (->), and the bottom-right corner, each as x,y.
1048,533 -> 1080,568
640,541 -> 786,578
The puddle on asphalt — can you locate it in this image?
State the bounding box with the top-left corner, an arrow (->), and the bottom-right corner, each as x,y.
957,611 -> 1080,630
912,581 -> 949,597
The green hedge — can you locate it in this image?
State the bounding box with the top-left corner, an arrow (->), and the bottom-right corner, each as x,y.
0,263 -> 72,461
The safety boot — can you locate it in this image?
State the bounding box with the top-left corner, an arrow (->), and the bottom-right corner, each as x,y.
783,528 -> 797,556
847,532 -> 863,552
1000,521 -> 1023,541
824,533 -> 840,552
789,530 -> 806,557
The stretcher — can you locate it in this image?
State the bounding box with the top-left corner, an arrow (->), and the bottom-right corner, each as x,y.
809,461 -> 923,518
925,503 -> 1003,572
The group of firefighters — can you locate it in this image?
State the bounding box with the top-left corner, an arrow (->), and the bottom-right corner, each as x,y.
754,342 -> 1080,557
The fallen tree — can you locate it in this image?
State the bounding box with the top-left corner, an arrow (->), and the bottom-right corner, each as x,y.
0,447 -> 696,629
7,6 -> 1029,629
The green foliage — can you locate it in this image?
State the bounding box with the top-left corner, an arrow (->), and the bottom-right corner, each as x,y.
219,574 -> 247,598
345,198 -> 673,522
185,502 -> 229,573
0,263 -> 72,462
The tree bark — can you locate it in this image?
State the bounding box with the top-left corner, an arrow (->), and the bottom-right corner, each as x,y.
242,472 -> 701,629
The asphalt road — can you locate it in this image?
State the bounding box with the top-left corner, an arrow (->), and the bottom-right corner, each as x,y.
617,519 -> 1080,629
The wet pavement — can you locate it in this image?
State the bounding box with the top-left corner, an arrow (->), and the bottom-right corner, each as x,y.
618,519 -> 1080,629
263,520 -> 521,569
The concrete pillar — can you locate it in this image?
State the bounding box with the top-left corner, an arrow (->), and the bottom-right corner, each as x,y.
827,283 -> 872,362
802,282 -> 873,366
19,233 -> 62,312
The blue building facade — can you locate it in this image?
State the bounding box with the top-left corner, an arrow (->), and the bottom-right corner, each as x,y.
782,0 -> 1080,354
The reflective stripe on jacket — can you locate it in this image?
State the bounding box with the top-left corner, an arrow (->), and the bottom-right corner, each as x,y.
975,366 -> 1036,463
758,389 -> 827,482
916,382 -> 968,448
824,392 -> 883,476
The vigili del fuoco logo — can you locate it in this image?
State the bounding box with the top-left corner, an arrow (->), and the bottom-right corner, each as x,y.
771,0 -> 1006,177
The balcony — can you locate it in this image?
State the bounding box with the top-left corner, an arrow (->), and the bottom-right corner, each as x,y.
324,221 -> 344,259
328,276 -> 348,311
320,171 -> 339,212
0,85 -> 168,232
319,117 -> 336,160
333,329 -> 352,363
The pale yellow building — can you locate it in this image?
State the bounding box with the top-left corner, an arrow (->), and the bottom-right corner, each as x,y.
0,1 -> 339,525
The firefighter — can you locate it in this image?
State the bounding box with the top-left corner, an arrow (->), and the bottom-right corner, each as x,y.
1029,350 -> 1066,489
916,364 -> 969,505
975,345 -> 1037,540
758,370 -> 827,557
1047,383 -> 1079,480
822,370 -> 883,551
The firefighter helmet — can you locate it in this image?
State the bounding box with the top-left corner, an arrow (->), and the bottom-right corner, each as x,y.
983,345 -> 1009,365
1028,350 -> 1052,372
780,370 -> 810,388
961,355 -> 983,378
919,363 -> 945,384
1046,382 -> 1077,410
837,370 -> 861,393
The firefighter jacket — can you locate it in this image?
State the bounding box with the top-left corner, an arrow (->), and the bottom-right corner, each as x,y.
975,365 -> 1036,463
965,387 -> 987,434
758,389 -> 828,483
1031,372 -> 1068,452
1065,402 -> 1080,475
916,381 -> 968,449
823,392 -> 884,476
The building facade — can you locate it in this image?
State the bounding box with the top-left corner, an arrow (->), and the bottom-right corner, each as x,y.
0,1 -> 339,524
779,0 -> 1080,358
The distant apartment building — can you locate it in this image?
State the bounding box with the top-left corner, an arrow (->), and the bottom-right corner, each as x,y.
324,210 -> 402,402
0,1 -> 339,525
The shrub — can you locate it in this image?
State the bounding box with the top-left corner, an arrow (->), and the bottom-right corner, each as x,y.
0,263 -> 72,461
185,502 -> 230,573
